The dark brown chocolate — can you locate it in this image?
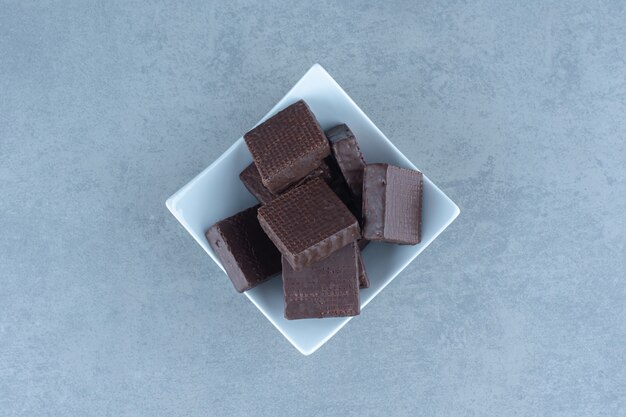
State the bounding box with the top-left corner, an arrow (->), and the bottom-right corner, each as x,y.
326,124 -> 366,201
206,206 -> 281,292
282,243 -> 360,320
257,177 -> 361,270
244,100 -> 330,193
362,164 -> 423,245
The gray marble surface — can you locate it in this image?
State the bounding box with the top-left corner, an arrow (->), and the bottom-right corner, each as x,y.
1,1 -> 625,416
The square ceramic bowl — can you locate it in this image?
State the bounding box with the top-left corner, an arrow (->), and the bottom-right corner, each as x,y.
166,64 -> 460,355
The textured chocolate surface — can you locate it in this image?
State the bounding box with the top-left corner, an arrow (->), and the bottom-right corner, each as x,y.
244,100 -> 330,193
257,177 -> 360,270
282,243 -> 360,320
206,206 -> 281,292
362,164 -> 423,244
357,249 -> 369,289
239,163 -> 277,204
326,124 -> 366,201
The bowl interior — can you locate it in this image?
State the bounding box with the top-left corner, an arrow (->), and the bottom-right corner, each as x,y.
166,64 -> 459,355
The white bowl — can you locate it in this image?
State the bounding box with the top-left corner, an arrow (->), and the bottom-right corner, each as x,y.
166,64 -> 460,355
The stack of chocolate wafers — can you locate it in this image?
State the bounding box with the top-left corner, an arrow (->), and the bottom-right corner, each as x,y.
206,100 -> 423,320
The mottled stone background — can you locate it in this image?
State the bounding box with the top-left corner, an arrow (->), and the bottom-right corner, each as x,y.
1,1 -> 624,416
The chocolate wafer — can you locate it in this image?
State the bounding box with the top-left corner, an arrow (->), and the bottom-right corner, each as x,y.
257,177 -> 360,270
244,100 -> 330,193
206,206 -> 281,292
362,164 -> 423,244
282,243 -> 360,320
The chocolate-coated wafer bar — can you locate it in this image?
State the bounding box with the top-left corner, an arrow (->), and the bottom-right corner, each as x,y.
257,177 -> 360,270
244,100 -> 330,193
206,206 -> 281,292
282,243 -> 360,320
240,161 -> 333,205
362,164 -> 423,245
326,124 -> 366,201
